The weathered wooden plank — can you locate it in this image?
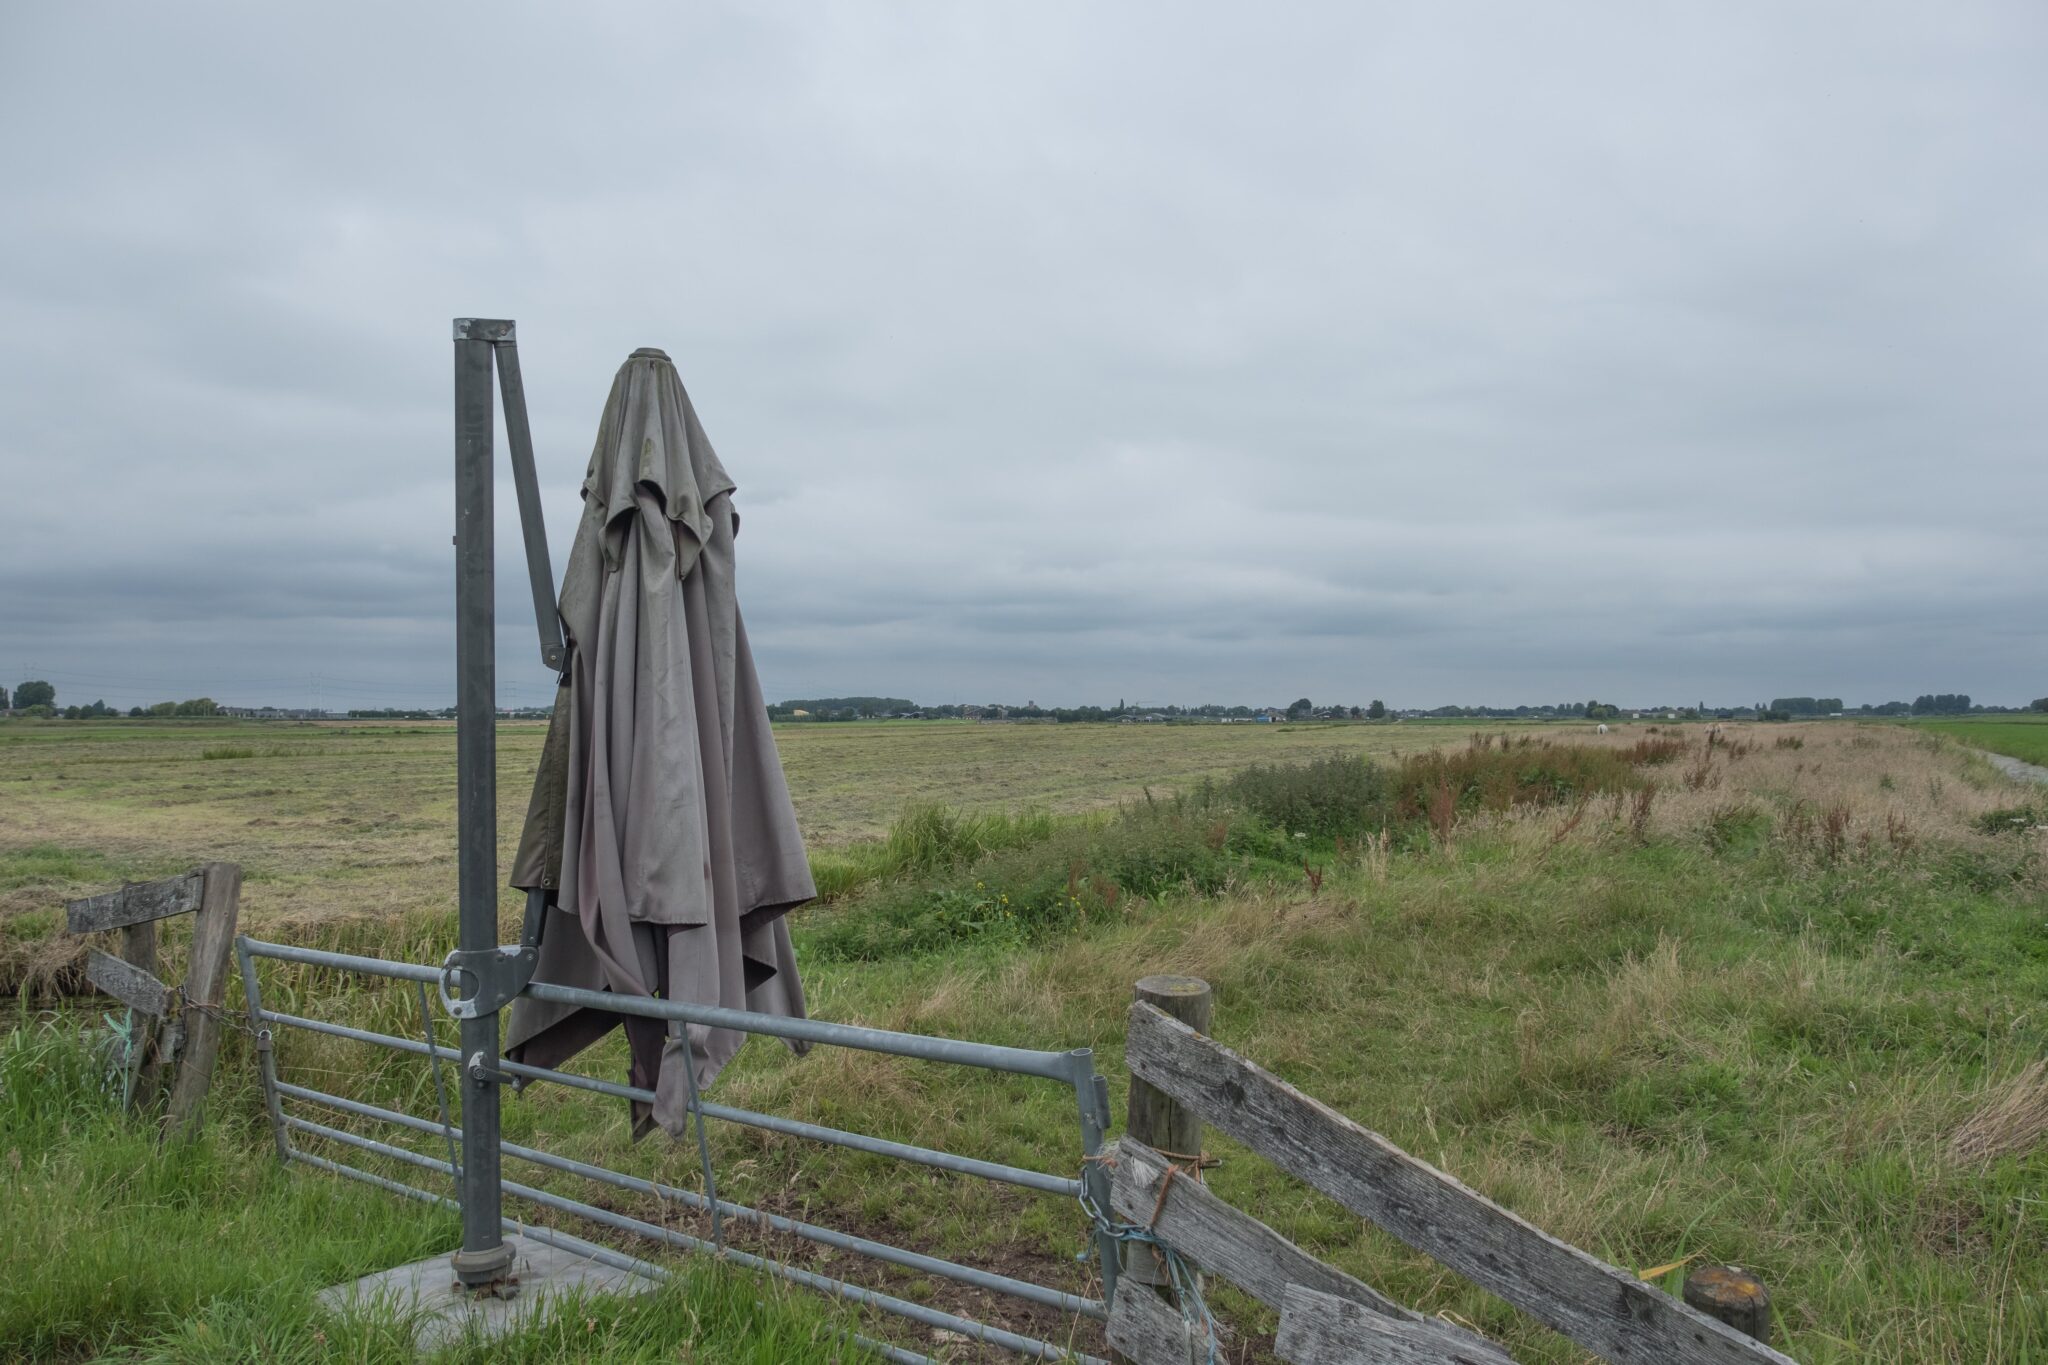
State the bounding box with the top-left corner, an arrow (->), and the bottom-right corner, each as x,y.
66,871 -> 203,934
1115,1137 -> 1399,1314
1112,1138 -> 1510,1365
1277,1284 -> 1507,1365
1125,1003 -> 1799,1365
120,917 -> 165,1108
86,948 -> 173,1017
1106,1273 -> 1223,1365
166,862 -> 242,1138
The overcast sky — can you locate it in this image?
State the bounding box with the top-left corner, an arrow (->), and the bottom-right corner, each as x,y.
2,4 -> 2042,712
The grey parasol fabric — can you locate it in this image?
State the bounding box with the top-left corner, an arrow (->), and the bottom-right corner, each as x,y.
506,346 -> 813,1141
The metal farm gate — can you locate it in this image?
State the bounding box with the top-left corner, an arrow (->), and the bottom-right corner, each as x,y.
234,935 -> 1117,1363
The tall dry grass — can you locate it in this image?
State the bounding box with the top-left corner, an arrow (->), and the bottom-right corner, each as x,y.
1495,723 -> 2045,873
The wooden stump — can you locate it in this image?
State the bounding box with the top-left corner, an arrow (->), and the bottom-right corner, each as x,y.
1122,976 -> 1213,1292
1684,1265 -> 1773,1344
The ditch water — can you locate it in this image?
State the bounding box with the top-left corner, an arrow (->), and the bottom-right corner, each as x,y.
1984,751 -> 2048,787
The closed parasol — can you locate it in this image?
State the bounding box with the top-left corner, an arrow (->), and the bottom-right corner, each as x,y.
506,347 -> 812,1140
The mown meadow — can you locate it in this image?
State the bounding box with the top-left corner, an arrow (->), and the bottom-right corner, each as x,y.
3,718 -> 2046,1362
1917,714 -> 2048,769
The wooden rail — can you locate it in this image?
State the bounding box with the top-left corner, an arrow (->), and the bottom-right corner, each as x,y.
1108,1138 -> 1511,1364
66,871 -> 205,934
1118,1000 -> 1796,1365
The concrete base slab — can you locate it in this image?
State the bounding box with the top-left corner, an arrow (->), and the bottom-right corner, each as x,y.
318,1233 -> 657,1352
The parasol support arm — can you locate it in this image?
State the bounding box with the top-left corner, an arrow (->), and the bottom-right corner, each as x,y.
454,318 -> 566,672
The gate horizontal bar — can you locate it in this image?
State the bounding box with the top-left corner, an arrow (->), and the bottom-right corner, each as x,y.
286,1117 -> 1103,1364
242,938 -> 445,984
276,1083 -> 1103,1320
258,1007 -> 1079,1196
519,979 -> 1075,1080
289,1148 -> 931,1365
503,1063 -> 1083,1198
242,937 -> 1074,1081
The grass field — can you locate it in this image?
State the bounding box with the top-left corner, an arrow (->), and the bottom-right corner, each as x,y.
0,717 -> 1464,988
1918,714 -> 2048,768
5,717 -> 2047,1362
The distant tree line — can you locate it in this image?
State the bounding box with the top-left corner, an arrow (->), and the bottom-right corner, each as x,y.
10,677 -> 2037,724
137,698 -> 221,718
760,692 -> 2040,724
767,696 -> 918,721
5,680 -> 225,719
1768,698 -> 1844,717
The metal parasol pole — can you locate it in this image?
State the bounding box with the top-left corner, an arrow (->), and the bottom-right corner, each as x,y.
449,317 -> 515,1292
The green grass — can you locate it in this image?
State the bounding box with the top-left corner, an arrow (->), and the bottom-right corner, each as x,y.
7,721 -> 2048,1360
1920,715 -> 2048,768
0,1023 -> 873,1364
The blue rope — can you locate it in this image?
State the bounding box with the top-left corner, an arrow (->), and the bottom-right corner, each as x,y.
1078,1163 -> 1220,1364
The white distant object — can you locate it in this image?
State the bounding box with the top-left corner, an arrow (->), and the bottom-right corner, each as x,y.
1596,723 -> 1609,734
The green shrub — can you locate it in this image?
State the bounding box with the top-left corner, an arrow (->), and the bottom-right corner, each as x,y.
807,740 -> 1660,962
1705,802 -> 1770,854
1621,736 -> 1690,765
1393,740 -> 1643,822
1223,753 -> 1390,839
1933,846 -> 2033,894
806,804 -> 1261,961
807,803 -> 1060,902
1088,807 -> 1241,899
880,802 -> 1055,874
1973,804 -> 2045,836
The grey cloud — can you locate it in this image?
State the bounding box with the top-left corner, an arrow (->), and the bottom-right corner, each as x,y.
2,3 -> 2044,712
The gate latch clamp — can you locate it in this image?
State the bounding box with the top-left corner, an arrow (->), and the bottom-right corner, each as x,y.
438,944 -> 538,1020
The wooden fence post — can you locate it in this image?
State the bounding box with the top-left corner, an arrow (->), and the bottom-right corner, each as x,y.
1123,975 -> 1213,1294
1684,1266 -> 1773,1345
165,861 -> 242,1139
120,915 -> 163,1108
